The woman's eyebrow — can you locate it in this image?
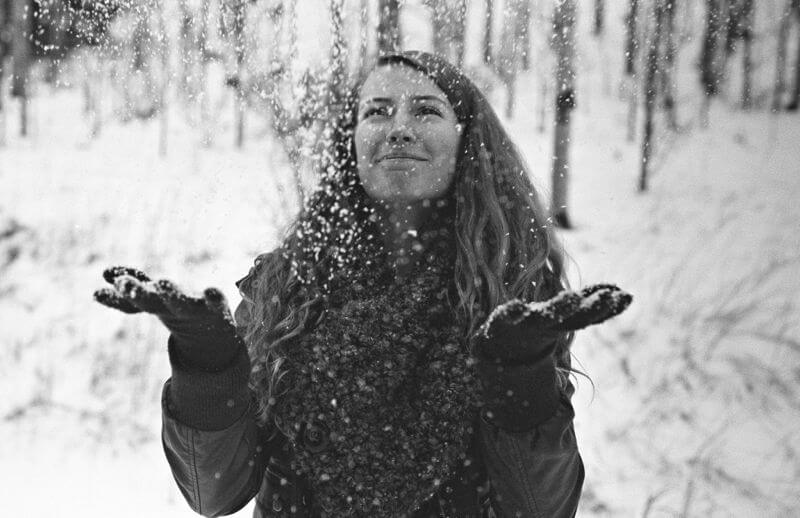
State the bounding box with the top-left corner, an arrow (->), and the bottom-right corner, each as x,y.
359,95 -> 447,106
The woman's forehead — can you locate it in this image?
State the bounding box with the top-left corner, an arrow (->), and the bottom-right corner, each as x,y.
358,65 -> 448,104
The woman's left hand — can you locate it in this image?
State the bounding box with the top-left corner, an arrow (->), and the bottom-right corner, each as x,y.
475,283 -> 632,362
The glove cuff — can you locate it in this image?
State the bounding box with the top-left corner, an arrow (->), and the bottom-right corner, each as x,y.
476,353 -> 560,432
165,336 -> 252,431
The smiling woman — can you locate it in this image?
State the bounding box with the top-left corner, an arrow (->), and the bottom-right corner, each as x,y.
94,51 -> 631,517
355,65 -> 462,203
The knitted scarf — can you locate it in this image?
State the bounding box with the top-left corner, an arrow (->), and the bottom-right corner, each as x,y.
274,222 -> 481,517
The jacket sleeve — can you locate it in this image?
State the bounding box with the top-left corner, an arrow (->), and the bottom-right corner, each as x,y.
161,257 -> 274,517
479,383 -> 584,518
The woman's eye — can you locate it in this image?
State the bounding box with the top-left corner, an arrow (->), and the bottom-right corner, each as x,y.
362,106 -> 390,119
417,105 -> 443,117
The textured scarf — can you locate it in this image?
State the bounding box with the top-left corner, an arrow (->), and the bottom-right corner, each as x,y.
274,221 -> 481,517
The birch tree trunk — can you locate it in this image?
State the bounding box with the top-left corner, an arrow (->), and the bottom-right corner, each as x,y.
377,0 -> 401,54
740,0 -> 753,109
483,0 -> 494,66
594,0 -> 604,36
660,0 -> 678,129
700,0 -> 724,127
0,0 -> 9,145
789,1 -> 800,110
499,0 -> 524,118
518,0 -> 531,71
358,0 -> 370,78
772,1 -> 792,112
10,0 -> 31,137
156,0 -> 170,156
551,0 -> 576,229
625,0 -> 639,141
429,0 -> 467,67
640,0 -> 664,193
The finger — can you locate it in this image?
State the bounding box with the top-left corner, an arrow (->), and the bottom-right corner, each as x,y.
203,287 -> 234,323
103,266 -> 151,285
578,283 -> 617,298
156,279 -> 206,318
93,288 -> 142,314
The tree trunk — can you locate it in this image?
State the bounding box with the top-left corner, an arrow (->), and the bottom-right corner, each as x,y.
0,0 -> 8,145
625,0 -> 639,141
429,0 -> 467,67
156,0 -> 170,156
640,0 -> 664,193
483,0 -> 493,65
594,0 -> 604,36
518,0 -> 531,70
551,0 -> 576,229
358,0 -> 370,77
329,0 -> 347,107
199,0 -> 211,146
789,2 -> 800,110
223,0 -> 247,148
740,0 -> 753,109
772,1 -> 792,112
660,0 -> 678,129
377,0 -> 401,54
10,0 -> 31,137
700,0 -> 724,126
625,0 -> 639,76
499,0 -> 525,118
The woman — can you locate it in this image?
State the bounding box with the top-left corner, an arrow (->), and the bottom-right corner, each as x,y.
95,51 -> 631,517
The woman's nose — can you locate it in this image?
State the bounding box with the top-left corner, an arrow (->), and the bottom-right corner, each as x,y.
386,112 -> 415,143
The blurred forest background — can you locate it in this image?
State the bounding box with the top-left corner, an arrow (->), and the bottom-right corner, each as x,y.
1,0 -> 799,517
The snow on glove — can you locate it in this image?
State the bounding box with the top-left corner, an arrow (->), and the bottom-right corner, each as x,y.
94,266 -> 245,371
474,283 -> 632,431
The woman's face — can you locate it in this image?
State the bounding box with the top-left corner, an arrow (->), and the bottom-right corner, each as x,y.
355,65 -> 462,203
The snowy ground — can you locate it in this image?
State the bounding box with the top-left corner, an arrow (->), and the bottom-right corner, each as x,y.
2,2 -> 800,517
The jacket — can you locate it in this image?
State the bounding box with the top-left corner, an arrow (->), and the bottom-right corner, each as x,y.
160,261 -> 585,518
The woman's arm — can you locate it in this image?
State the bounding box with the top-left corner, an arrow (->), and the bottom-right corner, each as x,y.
479,382 -> 584,518
160,273 -> 272,518
161,343 -> 269,517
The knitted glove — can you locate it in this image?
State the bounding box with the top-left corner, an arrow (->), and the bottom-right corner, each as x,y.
93,266 -> 245,371
475,283 -> 632,431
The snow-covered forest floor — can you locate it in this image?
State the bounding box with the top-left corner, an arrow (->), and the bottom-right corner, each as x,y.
2,2 -> 800,517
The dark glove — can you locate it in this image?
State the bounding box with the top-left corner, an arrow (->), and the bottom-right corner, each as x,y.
94,266 -> 245,372
475,284 -> 632,431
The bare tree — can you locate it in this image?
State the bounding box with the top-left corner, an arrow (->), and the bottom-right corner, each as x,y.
594,0 -> 604,36
0,0 -> 10,144
772,0 -> 793,111
788,0 -> 800,110
551,0 -> 577,229
518,0 -> 531,71
377,0 -> 401,54
739,0 -> 753,109
10,0 -> 32,137
660,0 -> 678,129
640,0 -> 665,192
624,0 -> 640,141
222,0 -> 247,147
357,0 -> 370,78
699,0 -> 725,126
483,0 -> 494,66
427,0 -> 467,67
497,0 -> 526,118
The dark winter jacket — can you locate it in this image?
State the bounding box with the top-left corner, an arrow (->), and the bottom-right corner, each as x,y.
161,261 -> 585,518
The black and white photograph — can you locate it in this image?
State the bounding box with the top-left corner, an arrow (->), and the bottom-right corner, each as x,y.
1,0 -> 798,516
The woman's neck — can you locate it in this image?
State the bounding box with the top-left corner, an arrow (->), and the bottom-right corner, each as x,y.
374,200 -> 436,279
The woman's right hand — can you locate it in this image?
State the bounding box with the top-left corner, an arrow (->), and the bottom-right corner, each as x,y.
93,266 -> 245,371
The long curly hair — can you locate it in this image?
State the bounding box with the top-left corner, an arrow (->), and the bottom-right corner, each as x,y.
241,51 -> 576,429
